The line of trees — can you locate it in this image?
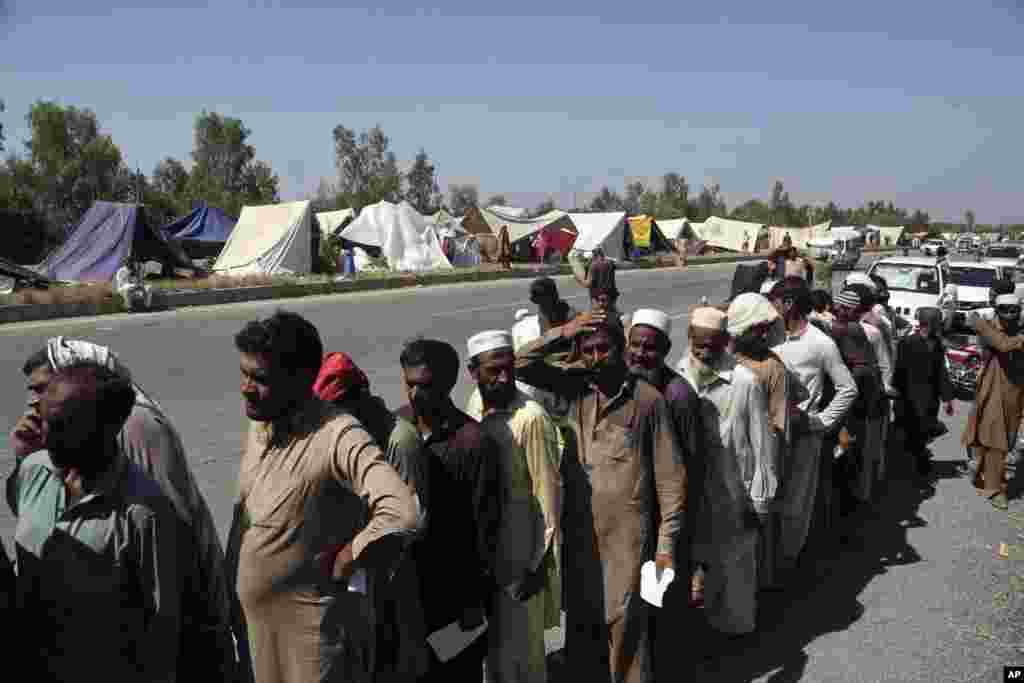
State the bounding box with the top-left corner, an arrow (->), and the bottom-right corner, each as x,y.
3,103 -> 1022,254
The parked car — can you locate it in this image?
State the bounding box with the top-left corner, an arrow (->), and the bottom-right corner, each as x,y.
867,255 -> 953,333
921,239 -> 948,256
945,259 -> 1005,333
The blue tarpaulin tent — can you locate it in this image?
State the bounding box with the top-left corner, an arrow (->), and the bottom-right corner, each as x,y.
39,201 -> 194,282
160,204 -> 237,259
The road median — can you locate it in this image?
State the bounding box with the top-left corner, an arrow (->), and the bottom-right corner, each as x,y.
0,249 -> 901,325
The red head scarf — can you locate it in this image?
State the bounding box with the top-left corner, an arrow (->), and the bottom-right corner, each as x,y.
313,352 -> 370,402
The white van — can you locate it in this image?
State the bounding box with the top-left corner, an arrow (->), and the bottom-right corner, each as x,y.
867,255 -> 953,331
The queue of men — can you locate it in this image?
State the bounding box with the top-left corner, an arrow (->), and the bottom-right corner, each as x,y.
0,253 -> 1019,683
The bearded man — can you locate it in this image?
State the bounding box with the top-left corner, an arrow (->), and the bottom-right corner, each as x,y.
725,293 -> 790,590
465,330 -> 561,683
515,310 -> 686,683
10,361 -> 182,682
677,306 -> 775,637
962,294 -> 1024,509
767,278 -> 858,575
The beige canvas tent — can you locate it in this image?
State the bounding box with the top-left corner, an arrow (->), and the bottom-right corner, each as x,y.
568,212 -> 627,261
657,218 -> 692,240
213,200 -> 313,275
316,209 -> 355,240
700,216 -> 765,253
768,221 -> 832,250
871,225 -> 905,247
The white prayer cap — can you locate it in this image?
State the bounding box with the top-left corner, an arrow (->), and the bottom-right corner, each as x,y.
690,307 -> 727,331
760,279 -> 776,295
995,293 -> 1021,306
467,330 -> 513,359
630,308 -> 671,337
727,292 -> 780,337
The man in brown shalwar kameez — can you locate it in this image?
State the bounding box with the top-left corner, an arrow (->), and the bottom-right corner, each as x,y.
515,309 -> 687,683
962,294 -> 1024,510
227,311 -> 419,683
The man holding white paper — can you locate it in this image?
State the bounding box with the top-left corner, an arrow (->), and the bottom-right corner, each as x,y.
515,311 -> 686,683
466,330 -> 561,683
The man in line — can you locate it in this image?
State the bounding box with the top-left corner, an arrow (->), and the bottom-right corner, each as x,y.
227,311 -> 418,683
389,337 -> 506,682
962,295 -> 1024,510
893,308 -> 955,478
767,278 -> 858,576
677,306 -> 774,640
516,311 -> 686,682
312,351 -> 431,683
10,338 -> 236,681
512,277 -> 576,442
10,361 -> 183,682
725,293 -> 789,591
466,330 -> 561,683
829,289 -> 883,520
624,309 -> 703,677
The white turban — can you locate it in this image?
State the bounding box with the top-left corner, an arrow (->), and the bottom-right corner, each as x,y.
467,330 -> 513,360
727,293 -> 780,337
630,308 -> 671,337
46,337 -> 161,411
690,307 -> 727,331
995,294 -> 1021,307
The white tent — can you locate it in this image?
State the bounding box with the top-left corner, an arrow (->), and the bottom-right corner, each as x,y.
871,224 -> 905,247
567,212 -> 627,261
768,221 -> 831,250
316,209 -> 355,239
338,201 -> 453,272
658,218 -> 692,240
213,200 -> 313,275
473,206 -> 571,243
486,205 -> 528,219
701,216 -> 763,252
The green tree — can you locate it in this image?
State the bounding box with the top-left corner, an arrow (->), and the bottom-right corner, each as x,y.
910,209 -> 930,226
624,181 -> 645,215
486,195 -> 508,207
448,184 -> 479,216
694,183 -> 726,221
332,124 -> 401,209
310,178 -> 338,213
639,190 -> 659,216
532,197 -> 557,217
23,100 -> 130,227
0,99 -> 5,154
964,209 -> 976,233
588,186 -> 624,212
655,172 -> 688,218
731,198 -> 771,224
769,180 -> 796,225
404,149 -> 440,214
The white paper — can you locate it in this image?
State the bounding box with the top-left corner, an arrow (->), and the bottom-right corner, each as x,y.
347,569 -> 368,595
640,561 -> 675,608
426,618 -> 489,663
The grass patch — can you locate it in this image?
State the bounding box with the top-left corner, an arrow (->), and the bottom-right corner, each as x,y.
0,282 -> 115,308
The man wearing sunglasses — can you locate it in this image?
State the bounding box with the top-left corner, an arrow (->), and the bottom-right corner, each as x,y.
962,294 -> 1024,509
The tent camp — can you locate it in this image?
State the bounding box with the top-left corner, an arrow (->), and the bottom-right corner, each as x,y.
657,218 -> 693,240
161,203 -> 237,260
213,200 -> 314,276
463,205 -> 574,243
338,201 -> 453,272
626,215 -> 675,253
700,216 -> 766,253
767,221 -> 832,250
870,225 -> 905,247
316,209 -> 355,240
429,211 -> 481,268
39,201 -> 194,282
567,212 -> 628,261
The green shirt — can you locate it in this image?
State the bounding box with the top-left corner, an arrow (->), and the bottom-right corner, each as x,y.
11,450 -> 182,683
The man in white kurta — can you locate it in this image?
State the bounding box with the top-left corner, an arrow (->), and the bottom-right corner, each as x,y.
465,330 -> 561,683
767,278 -> 858,573
677,307 -> 776,635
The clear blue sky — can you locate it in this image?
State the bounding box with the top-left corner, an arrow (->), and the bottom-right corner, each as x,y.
3,0 -> 1023,222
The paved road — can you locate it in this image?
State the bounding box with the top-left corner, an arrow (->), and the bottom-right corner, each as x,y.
1,255 -> 1019,682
